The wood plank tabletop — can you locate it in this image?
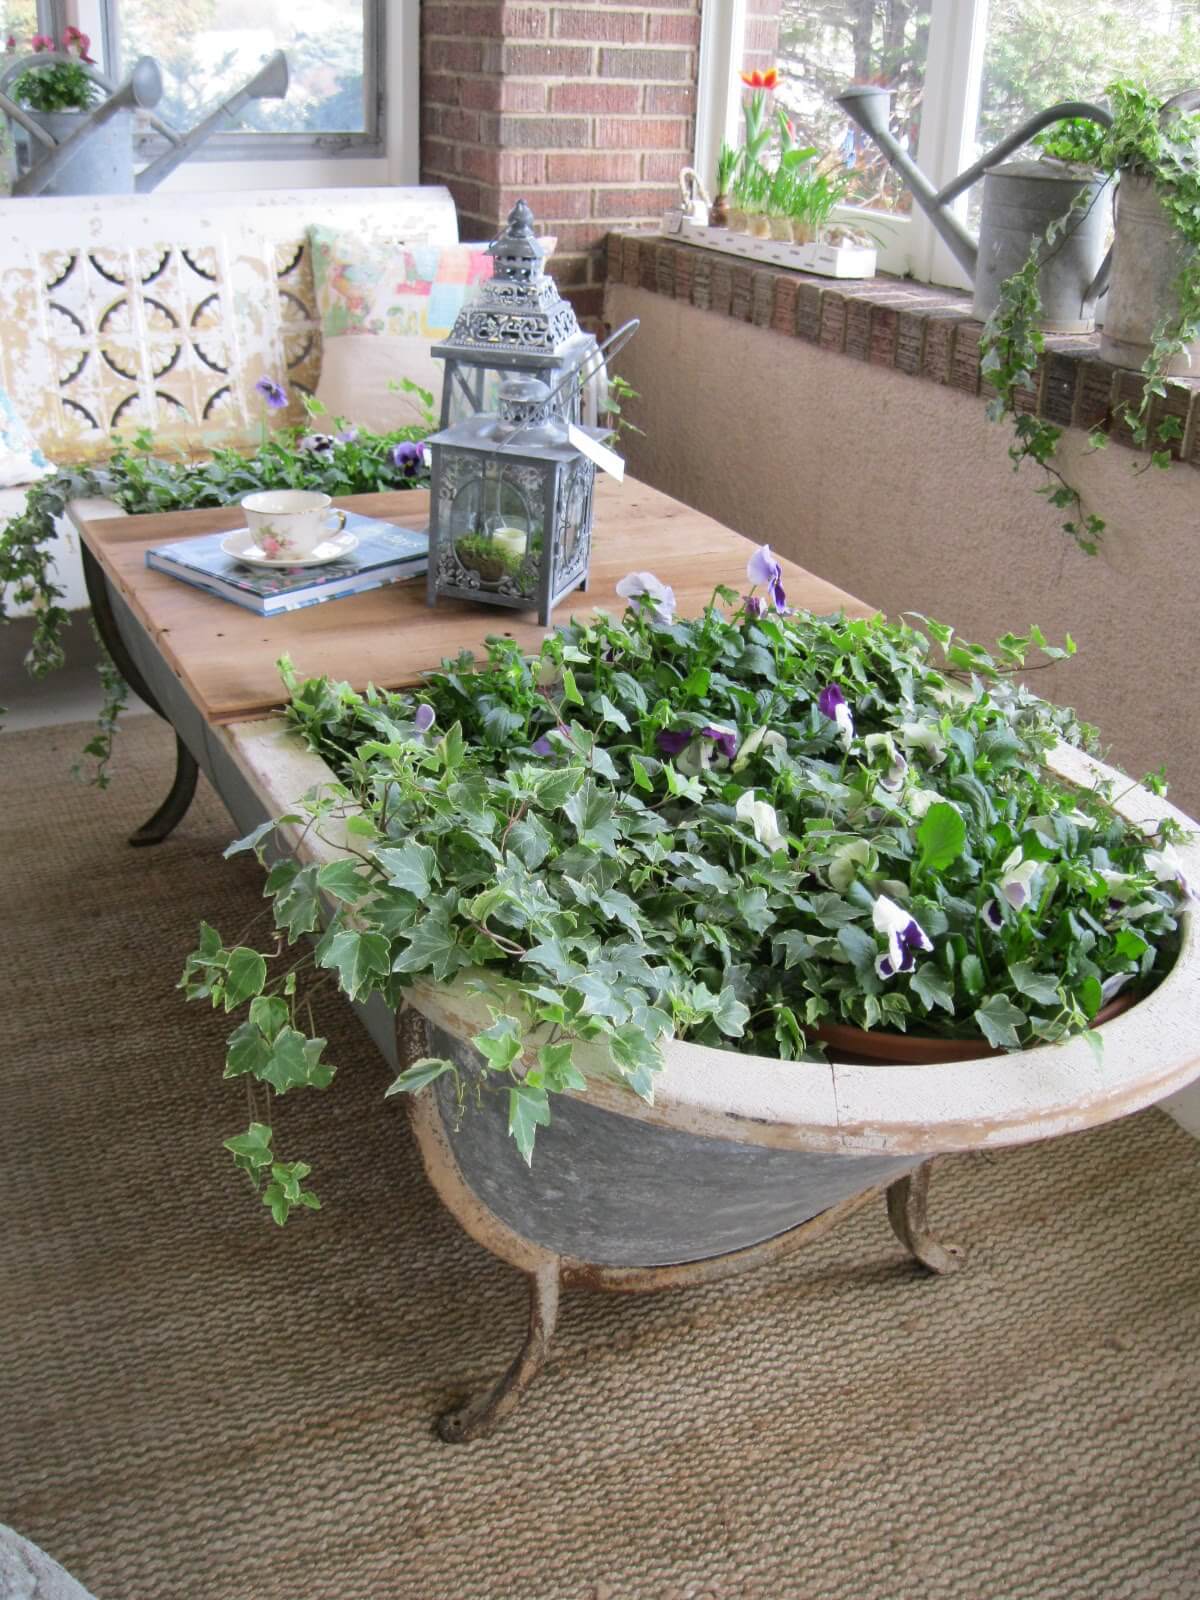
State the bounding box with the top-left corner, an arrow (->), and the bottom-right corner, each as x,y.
77,478 -> 873,724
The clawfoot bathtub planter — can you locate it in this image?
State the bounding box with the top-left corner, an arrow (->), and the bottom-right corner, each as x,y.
213,717 -> 1200,1442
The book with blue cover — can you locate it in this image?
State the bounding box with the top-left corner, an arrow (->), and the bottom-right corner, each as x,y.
145,512 -> 428,617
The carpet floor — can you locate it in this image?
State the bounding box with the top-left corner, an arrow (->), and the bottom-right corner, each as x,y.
2,714 -> 1199,1600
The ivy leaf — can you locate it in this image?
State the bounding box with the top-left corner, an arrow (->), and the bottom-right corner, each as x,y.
537,1042 -> 587,1093
223,947 -> 268,1011
390,917 -> 463,981
223,818 -> 277,859
374,841 -> 437,897
258,1028 -> 325,1094
224,1020 -> 273,1080
535,765 -> 585,808
473,1015 -> 524,1073
224,1122 -> 274,1171
385,1056 -> 456,1095
506,812 -> 553,870
1008,961 -> 1061,1007
608,1023 -> 660,1096
916,803 -> 966,875
249,995 -> 289,1040
316,860 -> 367,902
274,864 -> 322,941
974,994 -> 1027,1050
317,928 -> 391,1000
712,987 -> 750,1038
508,1081 -> 551,1165
523,937 -> 579,984
910,964 -> 954,1014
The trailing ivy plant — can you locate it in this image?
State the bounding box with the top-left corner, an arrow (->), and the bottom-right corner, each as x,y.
183,557 -> 1190,1223
0,383 -> 435,782
980,81 -> 1200,553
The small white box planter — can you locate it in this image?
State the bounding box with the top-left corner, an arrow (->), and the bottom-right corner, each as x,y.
660,210 -> 878,279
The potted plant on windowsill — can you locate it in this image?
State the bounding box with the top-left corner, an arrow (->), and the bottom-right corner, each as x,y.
185,544 -> 1196,1224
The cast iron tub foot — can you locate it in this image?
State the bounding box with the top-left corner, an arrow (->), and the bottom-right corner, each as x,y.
128,733 -> 200,847
885,1159 -> 968,1275
437,1259 -> 561,1444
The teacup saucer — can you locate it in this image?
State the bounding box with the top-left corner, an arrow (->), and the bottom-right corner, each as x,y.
221,527 -> 359,570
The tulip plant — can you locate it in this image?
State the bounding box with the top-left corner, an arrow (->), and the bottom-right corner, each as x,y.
186,553 -> 1188,1221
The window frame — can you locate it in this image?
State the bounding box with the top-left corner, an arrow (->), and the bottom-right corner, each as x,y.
43,0 -> 386,162
695,0 -> 991,288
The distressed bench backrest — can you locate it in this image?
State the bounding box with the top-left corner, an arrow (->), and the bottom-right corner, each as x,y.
0,187 -> 458,463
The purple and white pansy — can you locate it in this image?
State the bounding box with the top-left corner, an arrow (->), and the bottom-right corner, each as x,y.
872,894 -> 933,979
1144,843 -> 1198,901
746,544 -> 787,613
615,570 -> 677,626
998,849 -> 1041,910
656,724 -> 739,772
817,682 -> 855,749
413,703 -> 436,734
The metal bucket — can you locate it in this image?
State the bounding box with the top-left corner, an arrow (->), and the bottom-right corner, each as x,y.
973,159 -> 1110,331
22,106 -> 135,195
1101,171 -> 1200,375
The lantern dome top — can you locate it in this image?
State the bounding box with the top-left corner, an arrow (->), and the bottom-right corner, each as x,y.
488,199 -> 545,283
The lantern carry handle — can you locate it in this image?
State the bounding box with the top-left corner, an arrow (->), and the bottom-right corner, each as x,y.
542,317 -> 641,417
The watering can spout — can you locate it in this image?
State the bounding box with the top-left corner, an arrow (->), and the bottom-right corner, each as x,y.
835,85 -> 979,278
135,50 -> 290,192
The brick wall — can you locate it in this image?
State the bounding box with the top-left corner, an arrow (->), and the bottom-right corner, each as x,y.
421,1 -> 702,322
741,0 -> 781,76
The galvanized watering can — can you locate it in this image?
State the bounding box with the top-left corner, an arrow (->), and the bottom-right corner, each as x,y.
0,48 -> 288,197
836,85 -> 1112,331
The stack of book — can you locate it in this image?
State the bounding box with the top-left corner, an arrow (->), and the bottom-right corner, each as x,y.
145,512 -> 428,617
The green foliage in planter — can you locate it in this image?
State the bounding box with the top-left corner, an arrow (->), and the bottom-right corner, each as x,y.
0,386 -> 434,781
981,82 -> 1200,552
187,574 -> 1189,1220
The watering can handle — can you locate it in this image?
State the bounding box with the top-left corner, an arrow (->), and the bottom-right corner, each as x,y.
1160,87 -> 1200,123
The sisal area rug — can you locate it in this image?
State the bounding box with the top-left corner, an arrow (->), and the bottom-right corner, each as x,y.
2,714 -> 1199,1600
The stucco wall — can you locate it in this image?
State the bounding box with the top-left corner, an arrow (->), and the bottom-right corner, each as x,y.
606,281 -> 1200,815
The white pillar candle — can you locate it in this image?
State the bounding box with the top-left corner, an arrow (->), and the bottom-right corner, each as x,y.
491,525 -> 528,561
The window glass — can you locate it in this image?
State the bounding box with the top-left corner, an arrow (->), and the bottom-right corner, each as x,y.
761,1 -> 932,214
977,0 -> 1200,152
116,0 -> 367,135
0,3 -> 42,43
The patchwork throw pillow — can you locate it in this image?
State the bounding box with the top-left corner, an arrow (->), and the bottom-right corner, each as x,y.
0,386 -> 53,488
309,227 -> 494,431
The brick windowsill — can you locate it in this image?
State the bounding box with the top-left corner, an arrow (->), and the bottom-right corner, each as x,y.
605,231 -> 1200,468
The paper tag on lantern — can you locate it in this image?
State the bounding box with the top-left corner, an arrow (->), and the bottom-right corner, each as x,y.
567,423 -> 626,482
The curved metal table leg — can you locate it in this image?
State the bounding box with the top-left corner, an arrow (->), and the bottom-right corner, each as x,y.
128,733 -> 200,847
886,1159 -> 968,1275
81,541 -> 199,845
437,1259 -> 561,1444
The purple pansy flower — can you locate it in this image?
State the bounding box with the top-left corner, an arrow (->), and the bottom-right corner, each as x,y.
872,894 -> 933,979
746,544 -> 787,612
743,593 -> 766,620
336,425 -> 360,443
254,376 -> 288,411
701,725 -> 739,762
413,703 -> 436,733
531,734 -> 555,757
656,728 -> 693,758
391,441 -> 424,477
817,682 -> 855,749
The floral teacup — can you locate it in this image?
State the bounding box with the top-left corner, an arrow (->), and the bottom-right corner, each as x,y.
241,490 -> 346,560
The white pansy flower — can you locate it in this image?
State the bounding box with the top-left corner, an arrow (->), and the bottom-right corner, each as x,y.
898,720 -> 947,765
733,725 -> 786,770
735,790 -> 788,852
999,848 -> 1041,910
615,571 -> 676,626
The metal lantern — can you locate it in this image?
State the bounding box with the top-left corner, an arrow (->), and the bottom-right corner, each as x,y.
426,375 -> 606,626
431,198 -> 599,428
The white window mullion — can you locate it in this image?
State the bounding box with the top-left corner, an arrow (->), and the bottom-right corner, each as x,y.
694,0 -> 745,199
914,0 -> 989,289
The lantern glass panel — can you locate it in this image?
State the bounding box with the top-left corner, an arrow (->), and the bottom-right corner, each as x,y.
554,459 -> 594,592
446,456 -> 545,603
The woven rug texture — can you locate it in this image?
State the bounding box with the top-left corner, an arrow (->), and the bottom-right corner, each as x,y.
2,714 -> 1199,1600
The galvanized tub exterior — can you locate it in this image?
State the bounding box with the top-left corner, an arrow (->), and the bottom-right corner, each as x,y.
1101,172 -> 1200,375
